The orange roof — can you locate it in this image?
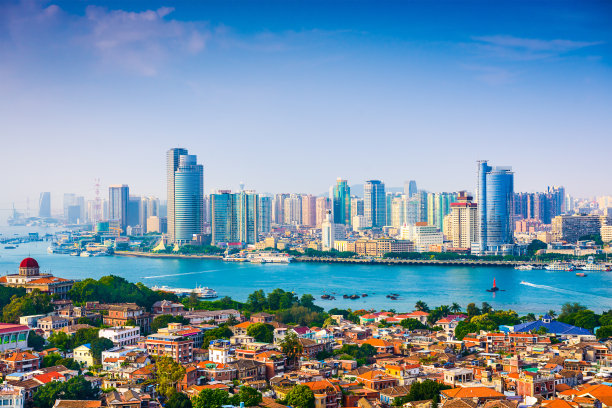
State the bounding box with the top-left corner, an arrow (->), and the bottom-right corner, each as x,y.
357,370 -> 394,381
234,321 -> 253,329
304,380 -> 341,392
442,387 -> 505,399
542,400 -> 578,408
407,311 -> 430,316
34,372 -> 64,384
29,277 -> 70,284
577,384 -> 612,398
3,351 -> 38,362
362,338 -> 392,348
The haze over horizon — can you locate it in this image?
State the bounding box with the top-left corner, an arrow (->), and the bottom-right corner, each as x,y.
1,0 -> 611,213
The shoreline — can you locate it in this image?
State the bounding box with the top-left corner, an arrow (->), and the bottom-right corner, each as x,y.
114,251 -> 523,267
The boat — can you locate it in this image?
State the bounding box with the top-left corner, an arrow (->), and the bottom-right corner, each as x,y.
247,252 -> 293,264
151,285 -> 218,299
545,262 -> 575,271
3,246 -> 16,249
579,256 -> 611,271
361,293 -> 368,297
515,265 -> 534,270
349,294 -> 360,299
321,294 -> 331,300
576,272 -> 587,277
70,251 -> 80,256
486,278 -> 500,292
80,251 -> 91,257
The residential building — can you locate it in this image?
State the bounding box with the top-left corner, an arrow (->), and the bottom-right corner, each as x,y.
322,210 -> 335,251
354,239 -> 413,257
410,223 -> 443,252
99,326 -> 141,347
315,197 -> 330,228
552,214 -> 609,243
2,351 -> 40,373
37,316 -> 70,338
145,333 -> 193,363
450,191 -> 478,249
73,344 -> 95,368
0,324 -> 30,352
103,304 -> 151,334
301,195 -> 317,227
0,384 -> 25,408
476,160 -> 514,255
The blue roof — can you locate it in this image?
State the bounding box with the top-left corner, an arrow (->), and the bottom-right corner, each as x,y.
512,319 -> 591,336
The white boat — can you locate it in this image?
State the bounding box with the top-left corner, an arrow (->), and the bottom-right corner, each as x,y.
545,262 -> 575,271
247,252 -> 293,264
80,251 -> 91,257
515,265 -> 534,270
151,285 -> 218,299
579,257 -> 611,271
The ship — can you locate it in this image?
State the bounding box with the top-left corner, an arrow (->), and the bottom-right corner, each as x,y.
515,265 -> 534,270
486,278 -> 499,292
576,272 -> 587,277
544,262 -> 575,271
247,252 -> 293,264
151,285 -> 218,299
578,256 -> 611,272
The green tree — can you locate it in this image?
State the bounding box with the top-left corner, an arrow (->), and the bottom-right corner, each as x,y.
33,376 -> 99,408
453,321 -> 477,340
69,275 -> 168,309
156,356 -> 186,399
90,337 -> 114,364
246,323 -> 274,343
202,325 -> 233,347
73,328 -> 100,348
481,302 -> 492,314
285,384 -> 315,408
279,331 -> 303,366
27,330 -> 45,351
232,386 -> 263,407
400,318 -> 427,331
47,331 -> 73,351
43,353 -> 63,368
152,315 -> 190,332
527,239 -> 547,256
246,289 -> 267,312
466,303 -> 480,317
415,300 -> 429,312
450,303 -> 462,314
596,325 -> 612,339
192,388 -> 231,408
536,326 -> 549,335
0,286 -> 26,310
187,292 -> 199,310
2,290 -> 53,323
166,392 -> 193,408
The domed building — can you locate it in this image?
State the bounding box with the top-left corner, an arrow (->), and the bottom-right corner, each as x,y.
0,257 -> 74,299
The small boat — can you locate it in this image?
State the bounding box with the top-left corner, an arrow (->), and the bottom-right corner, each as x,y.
3,246 -> 16,249
515,265 -> 534,270
321,294 -> 331,300
486,277 -> 500,292
576,272 -> 587,277
80,251 -> 91,257
349,294 -> 360,299
70,251 -> 80,256
390,296 -> 398,300
343,294 -> 349,299
361,293 -> 368,297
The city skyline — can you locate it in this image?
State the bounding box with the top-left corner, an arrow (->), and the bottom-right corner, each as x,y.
1,0 -> 612,212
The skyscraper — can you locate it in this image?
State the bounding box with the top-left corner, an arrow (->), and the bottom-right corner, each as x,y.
238,191 -> 259,244
173,154 -> 204,243
127,196 -> 141,228
477,160 -> 514,255
258,195 -> 272,234
404,180 -> 417,198
39,192 -> 51,218
211,190 -> 238,245
315,197 -> 330,228
166,148 -> 188,242
364,180 -> 386,228
450,191 -> 478,249
322,209 -> 335,250
301,195 -> 317,227
333,178 -> 351,225
109,185 -> 129,234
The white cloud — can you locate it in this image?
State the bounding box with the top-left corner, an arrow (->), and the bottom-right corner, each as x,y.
471,35 -> 603,61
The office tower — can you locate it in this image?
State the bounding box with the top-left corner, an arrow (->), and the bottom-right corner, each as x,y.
173,154 -> 204,243
238,191 -> 259,244
351,197 -> 364,217
63,193 -> 76,220
301,195 -> 317,227
211,191 -> 238,245
390,196 -> 405,228
476,160 -> 514,254
450,191 -> 478,249
127,196 -> 141,227
333,178 -> 351,225
385,193 -> 396,226
166,148 -> 189,242
109,185 -> 129,234
66,205 -> 80,224
140,196 -> 159,233
315,197 -> 330,228
364,180 -> 386,228
272,194 -> 288,225
404,180 -> 417,198
322,210 -> 335,250
39,192 -> 51,218
434,192 -> 458,232
258,195 -> 272,234
415,191 -> 428,223
283,194 -> 302,226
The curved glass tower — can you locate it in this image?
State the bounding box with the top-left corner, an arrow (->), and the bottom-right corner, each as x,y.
477,161 -> 514,254
174,154 -> 204,243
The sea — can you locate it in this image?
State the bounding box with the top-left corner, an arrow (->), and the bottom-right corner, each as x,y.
0,226 -> 611,314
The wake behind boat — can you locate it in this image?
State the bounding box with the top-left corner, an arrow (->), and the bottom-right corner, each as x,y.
151,285 -> 218,299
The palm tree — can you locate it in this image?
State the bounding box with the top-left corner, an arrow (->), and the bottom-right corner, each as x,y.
481,302 -> 492,314
439,305 -> 451,317
547,310 -> 557,319
450,303 -> 462,314
415,300 -> 429,312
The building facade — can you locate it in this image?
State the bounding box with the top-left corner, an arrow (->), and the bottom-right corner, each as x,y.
364,180 -> 386,228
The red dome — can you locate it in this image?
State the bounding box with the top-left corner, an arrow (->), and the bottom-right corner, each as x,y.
19,257 -> 39,268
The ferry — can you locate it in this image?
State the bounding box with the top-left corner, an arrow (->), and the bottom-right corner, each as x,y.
578,256 -> 611,272
544,262 -> 575,271
80,251 -> 91,257
247,252 -> 293,264
515,265 -> 534,270
152,285 -> 218,299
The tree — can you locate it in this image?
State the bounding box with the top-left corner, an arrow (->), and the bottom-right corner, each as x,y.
415,300 -> 430,312
33,376 -> 99,408
560,302 -> 587,318
90,338 -> 114,364
547,310 -> 557,319
69,275 -> 169,309
152,315 -> 189,332
192,388 -> 231,408
166,392 -> 193,408
466,303 -> 480,317
450,303 -> 462,314
481,302 -> 492,314
596,326 -> 612,339
43,353 -> 63,368
279,331 -> 303,366
156,356 -> 186,399
527,239 -> 547,256
246,323 -> 274,343
536,326 -> 549,335
2,290 -> 53,323
202,325 -> 233,347
400,318 -> 427,331
187,292 -> 199,310
285,384 -> 315,408
232,386 -> 263,406
522,313 -> 537,322
48,331 -> 73,351
28,330 -> 45,351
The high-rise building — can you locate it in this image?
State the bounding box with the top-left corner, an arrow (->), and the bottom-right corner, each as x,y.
63,193 -> 76,221
237,191 -> 259,244
258,195 -> 272,234
283,194 -> 302,226
315,197 -> 330,228
109,185 -> 129,234
140,196 -> 159,233
301,195 -> 317,227
350,197 -> 364,218
404,180 -> 417,198
364,180 -> 386,228
322,210 -> 335,250
272,194 -> 289,225
127,196 -> 141,228
450,191 -> 478,249
211,191 -> 238,245
166,148 -> 189,242
39,192 -> 51,218
476,161 -> 514,255
211,190 -> 266,245
333,178 -> 351,225
173,154 -> 204,243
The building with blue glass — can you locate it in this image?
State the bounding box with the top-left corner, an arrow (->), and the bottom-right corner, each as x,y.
173,154 -> 204,244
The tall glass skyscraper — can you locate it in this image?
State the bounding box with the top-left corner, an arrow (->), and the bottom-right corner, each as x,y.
238,191 -> 259,244
364,180 -> 386,228
174,154 -> 204,243
39,192 -> 51,218
166,148 -> 188,242
109,184 -> 129,234
477,160 -> 514,254
333,178 -> 351,225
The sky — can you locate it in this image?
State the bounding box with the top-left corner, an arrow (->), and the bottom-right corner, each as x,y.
1,0 -> 611,215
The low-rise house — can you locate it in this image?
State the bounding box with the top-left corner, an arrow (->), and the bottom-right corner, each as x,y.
227,359 -> 266,381
516,370 -> 555,399
145,333 -> 193,363
250,312 -> 275,324
303,380 -> 342,408
254,350 -> 286,379
104,389 -> 152,408
380,385 -> 411,405
99,326 -> 140,347
151,300 -> 184,315
103,304 -> 151,334
441,387 -> 506,404
299,338 -> 328,358
196,360 -> 236,382
73,344 -> 95,368
356,370 -> 399,391
53,401 -> 102,408
181,309 -> 242,324
0,383 -> 25,407
37,316 -> 70,338
2,351 -> 40,373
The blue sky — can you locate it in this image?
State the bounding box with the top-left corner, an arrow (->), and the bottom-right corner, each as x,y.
1,0 -> 611,213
